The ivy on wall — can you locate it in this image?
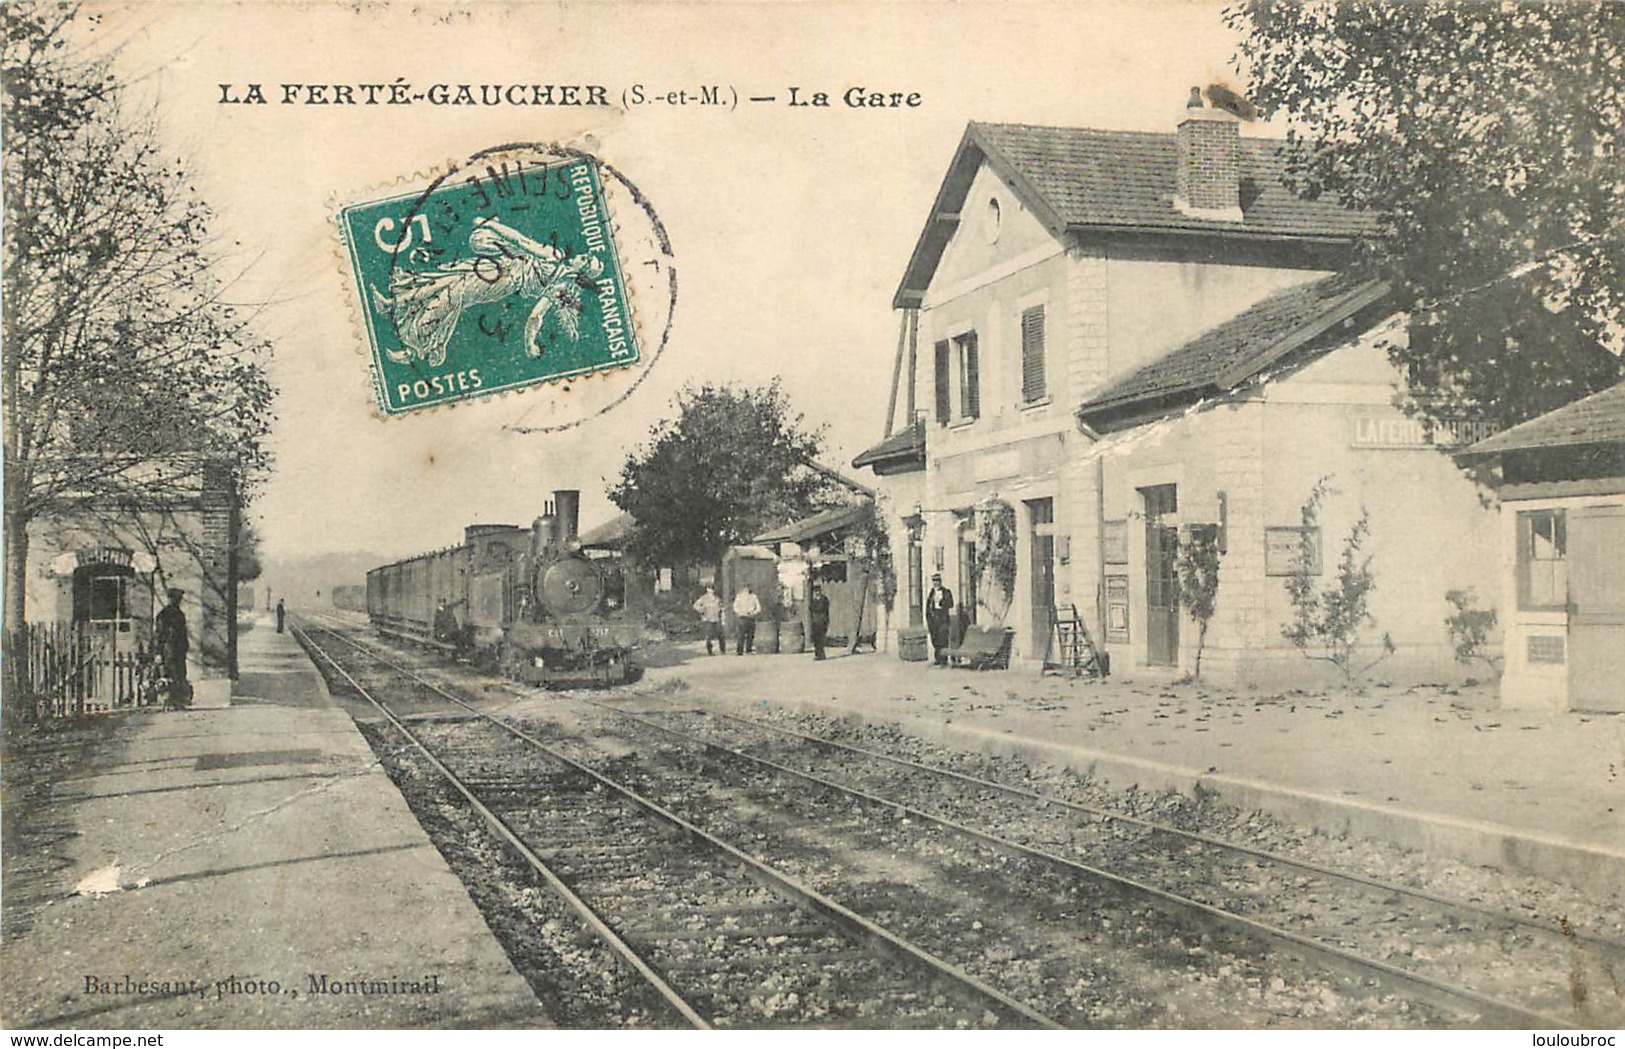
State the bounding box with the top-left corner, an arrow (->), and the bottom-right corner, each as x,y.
975,500 -> 1017,619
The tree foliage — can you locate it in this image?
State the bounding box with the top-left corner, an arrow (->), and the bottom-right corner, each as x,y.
1229,1 -> 1624,431
2,3 -> 275,634
608,381 -> 842,571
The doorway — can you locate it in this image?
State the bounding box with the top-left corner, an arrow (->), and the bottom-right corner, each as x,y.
1568,503 -> 1625,712
1141,485 -> 1179,666
72,563 -> 144,657
1027,498 -> 1056,660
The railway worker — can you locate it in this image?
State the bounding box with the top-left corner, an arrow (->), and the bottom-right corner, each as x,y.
809,584 -> 831,661
692,584 -> 724,655
732,585 -> 761,656
154,588 -> 191,709
275,598 -> 286,634
925,573 -> 955,666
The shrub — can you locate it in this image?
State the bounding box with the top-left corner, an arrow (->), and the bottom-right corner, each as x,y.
1445,588 -> 1502,673
1281,478 -> 1395,681
1177,523 -> 1222,680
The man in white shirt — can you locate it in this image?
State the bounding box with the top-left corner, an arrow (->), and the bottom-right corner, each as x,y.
693,584 -> 724,655
732,585 -> 762,655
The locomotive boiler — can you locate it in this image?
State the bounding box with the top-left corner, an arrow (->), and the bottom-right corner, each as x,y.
366,489 -> 641,686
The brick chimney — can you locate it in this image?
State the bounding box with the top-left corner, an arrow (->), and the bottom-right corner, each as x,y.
1175,87 -> 1243,221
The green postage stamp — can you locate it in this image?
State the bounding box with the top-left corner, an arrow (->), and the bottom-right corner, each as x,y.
339,152 -> 642,415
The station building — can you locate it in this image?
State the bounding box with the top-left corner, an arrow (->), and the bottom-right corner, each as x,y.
855,95 -> 1503,686
18,456 -> 241,706
1457,383 -> 1625,712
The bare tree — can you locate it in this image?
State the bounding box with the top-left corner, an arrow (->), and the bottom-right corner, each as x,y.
2,3 -> 275,644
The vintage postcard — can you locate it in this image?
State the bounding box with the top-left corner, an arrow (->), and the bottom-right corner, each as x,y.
3,0 -> 1621,1040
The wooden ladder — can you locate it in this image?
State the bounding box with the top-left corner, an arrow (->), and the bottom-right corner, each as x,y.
1044,604 -> 1108,678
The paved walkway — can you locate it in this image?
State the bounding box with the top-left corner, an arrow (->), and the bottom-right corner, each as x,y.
0,613 -> 544,1030
642,644 -> 1625,897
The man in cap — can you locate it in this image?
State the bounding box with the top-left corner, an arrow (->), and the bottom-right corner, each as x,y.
809,583 -> 831,661
154,587 -> 191,709
925,573 -> 955,666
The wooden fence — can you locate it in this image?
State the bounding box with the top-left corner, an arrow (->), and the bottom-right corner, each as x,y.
5,622 -> 159,720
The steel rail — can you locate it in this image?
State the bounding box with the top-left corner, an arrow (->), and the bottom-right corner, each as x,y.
588,700 -> 1578,1031
292,621 -> 712,1029
681,706 -> 1625,956
298,617 -> 1065,1029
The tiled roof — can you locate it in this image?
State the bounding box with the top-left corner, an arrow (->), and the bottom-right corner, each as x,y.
577,511 -> 634,549
895,121 -> 1376,308
754,502 -> 873,545
975,122 -> 1376,239
1460,382 -> 1625,458
851,420 -> 926,470
1076,275 -> 1391,428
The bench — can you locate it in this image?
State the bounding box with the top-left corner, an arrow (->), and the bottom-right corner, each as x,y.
947,625 -> 1014,670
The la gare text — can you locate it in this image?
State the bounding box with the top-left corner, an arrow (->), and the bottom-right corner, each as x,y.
217,82 -> 921,109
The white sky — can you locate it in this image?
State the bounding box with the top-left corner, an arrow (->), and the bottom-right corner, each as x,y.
81,1 -> 1251,564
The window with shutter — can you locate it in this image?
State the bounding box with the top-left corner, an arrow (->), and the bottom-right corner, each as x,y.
957,332 -> 980,419
1021,305 -> 1046,402
933,340 -> 951,424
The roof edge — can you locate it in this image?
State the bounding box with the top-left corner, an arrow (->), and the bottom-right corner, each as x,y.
1076,277 -> 1392,426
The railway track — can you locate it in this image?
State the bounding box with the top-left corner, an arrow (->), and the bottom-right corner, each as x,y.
596,702 -> 1620,1029
301,614 -> 1611,1027
293,618 -> 1061,1029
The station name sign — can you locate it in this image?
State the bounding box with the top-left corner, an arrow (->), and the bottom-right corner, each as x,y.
1349,413 -> 1497,450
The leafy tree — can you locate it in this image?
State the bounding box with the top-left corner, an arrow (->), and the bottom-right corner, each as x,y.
1177,524 -> 1222,680
608,380 -> 842,572
1281,477 -> 1395,681
1228,1 -> 1624,432
2,3 -> 275,643
235,521 -> 264,584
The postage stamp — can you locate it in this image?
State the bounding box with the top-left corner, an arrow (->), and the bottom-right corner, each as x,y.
338,150 -> 645,415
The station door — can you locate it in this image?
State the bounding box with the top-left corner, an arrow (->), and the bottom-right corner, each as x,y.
1141,485 -> 1179,667
1568,502 -> 1625,712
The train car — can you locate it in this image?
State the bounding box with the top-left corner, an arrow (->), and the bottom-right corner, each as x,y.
366,489 -> 641,687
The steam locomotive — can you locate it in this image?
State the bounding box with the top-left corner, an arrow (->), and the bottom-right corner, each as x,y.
365,489 -> 642,687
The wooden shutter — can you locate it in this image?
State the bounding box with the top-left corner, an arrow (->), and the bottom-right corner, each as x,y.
933,340 -> 951,423
961,333 -> 980,419
1021,305 -> 1046,402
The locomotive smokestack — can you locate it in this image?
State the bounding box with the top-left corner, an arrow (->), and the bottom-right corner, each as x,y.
553,490 -> 580,542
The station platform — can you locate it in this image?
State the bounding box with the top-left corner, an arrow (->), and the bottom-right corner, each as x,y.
0,612 -> 545,1030
646,644 -> 1625,899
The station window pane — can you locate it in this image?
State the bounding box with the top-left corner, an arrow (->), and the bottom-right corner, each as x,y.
1517,509 -> 1567,610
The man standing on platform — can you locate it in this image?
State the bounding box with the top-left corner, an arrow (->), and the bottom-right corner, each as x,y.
692,584 -> 724,655
809,584 -> 831,661
732,584 -> 761,655
275,598 -> 286,634
925,573 -> 955,666
154,588 -> 191,709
